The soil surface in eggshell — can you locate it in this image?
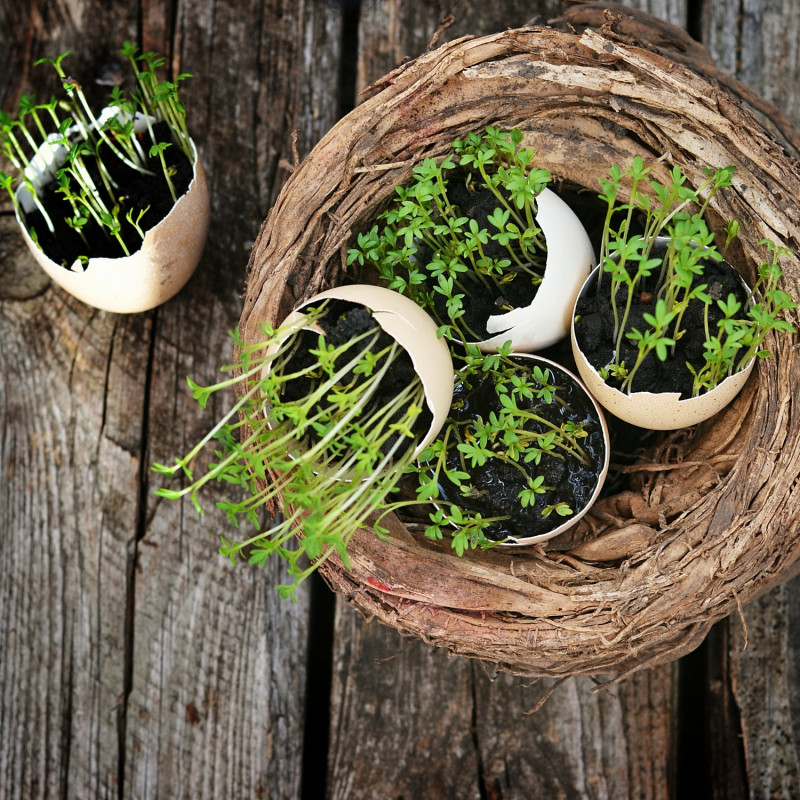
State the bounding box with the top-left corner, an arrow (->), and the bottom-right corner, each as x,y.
23,122 -> 194,268
574,256 -> 750,399
432,357 -> 608,542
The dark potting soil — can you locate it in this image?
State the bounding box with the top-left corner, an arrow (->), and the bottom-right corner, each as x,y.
573,256 -> 750,399
22,121 -> 194,268
434,357 -> 608,542
418,177 -> 543,340
279,300 -> 433,459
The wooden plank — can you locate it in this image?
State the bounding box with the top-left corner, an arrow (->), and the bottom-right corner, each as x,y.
618,667 -> 678,800
327,612 -> 481,799
0,5 -> 149,796
474,667 -> 677,800
122,1 -> 345,797
329,3 -> 538,793
703,0 -> 800,127
729,581 -> 800,799
0,293 -> 148,798
625,0 -> 689,28
124,287 -> 311,799
327,3 -> 688,798
704,623 -> 749,800
327,609 -> 679,799
701,2 -> 800,797
0,0 -> 341,797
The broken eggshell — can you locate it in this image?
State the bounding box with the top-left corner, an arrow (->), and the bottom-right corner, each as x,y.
14,109 -> 209,314
429,353 -> 611,547
492,354 -> 610,546
476,188 -> 595,352
570,263 -> 756,430
276,284 -> 455,456
571,335 -> 755,430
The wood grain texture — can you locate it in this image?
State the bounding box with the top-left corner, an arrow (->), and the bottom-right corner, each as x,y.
699,0 -> 800,795
326,3 -> 686,797
123,1 -> 345,797
326,610 -> 678,799
0,296 -> 145,798
242,9 -> 800,677
703,0 -> 800,127
473,666 -> 677,800
2,1 -> 800,798
327,610 -> 481,800
729,577 -> 800,799
624,0 -> 688,27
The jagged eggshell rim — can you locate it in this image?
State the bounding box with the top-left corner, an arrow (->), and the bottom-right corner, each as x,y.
477,188 -> 595,352
290,284 -> 455,456
570,264 -> 756,430
493,354 -> 611,546
15,135 -> 209,314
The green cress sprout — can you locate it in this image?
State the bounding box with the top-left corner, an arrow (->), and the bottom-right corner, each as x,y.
152,299 -> 429,600
687,238 -> 797,396
347,126 -> 551,343
346,129 -> 605,554
0,42 -> 193,261
593,157 -> 796,395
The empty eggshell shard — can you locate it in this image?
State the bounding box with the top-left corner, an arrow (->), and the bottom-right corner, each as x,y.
16,139 -> 209,314
293,284 -> 454,455
478,188 -> 595,352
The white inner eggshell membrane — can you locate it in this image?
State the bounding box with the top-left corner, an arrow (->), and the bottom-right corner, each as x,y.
478,187 -> 595,352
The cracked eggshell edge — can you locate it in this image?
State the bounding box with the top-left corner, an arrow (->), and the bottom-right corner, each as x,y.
290,284 -> 455,456
477,188 -> 595,352
494,353 -> 611,546
16,139 -> 209,314
570,266 -> 756,430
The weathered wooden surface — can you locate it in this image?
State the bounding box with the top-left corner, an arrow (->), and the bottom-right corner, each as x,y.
1,1 -> 798,798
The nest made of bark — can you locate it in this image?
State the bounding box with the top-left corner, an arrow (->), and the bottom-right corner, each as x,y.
241,6 -> 800,678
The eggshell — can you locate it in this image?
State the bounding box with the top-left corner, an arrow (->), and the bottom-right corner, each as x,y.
570,264 -> 756,430
285,284 -> 454,456
15,135 -> 209,314
477,188 -> 595,352
493,354 -> 610,546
